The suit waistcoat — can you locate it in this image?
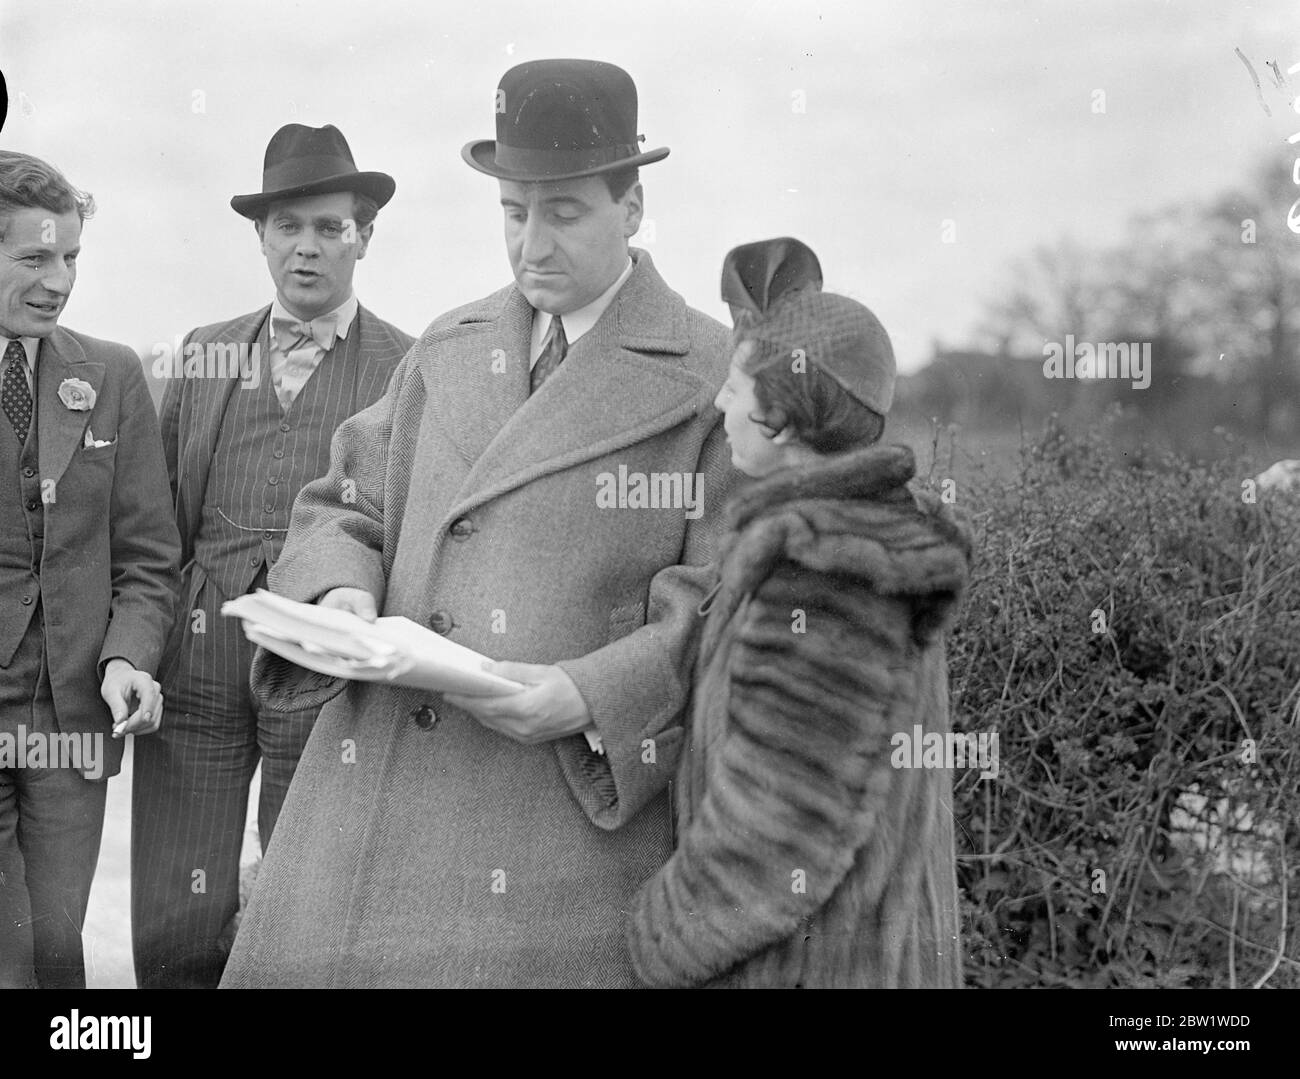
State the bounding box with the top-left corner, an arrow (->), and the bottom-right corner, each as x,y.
194,320 -> 367,598
0,408 -> 46,702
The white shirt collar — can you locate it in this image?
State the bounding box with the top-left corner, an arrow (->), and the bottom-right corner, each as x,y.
530,257 -> 634,365
1,336 -> 39,374
269,292 -> 359,341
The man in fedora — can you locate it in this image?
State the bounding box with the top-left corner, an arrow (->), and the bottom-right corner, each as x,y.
0,150 -> 180,988
131,123 -> 414,989
221,59 -> 736,987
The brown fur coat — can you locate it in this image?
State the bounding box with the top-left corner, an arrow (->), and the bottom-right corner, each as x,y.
626,443 -> 972,987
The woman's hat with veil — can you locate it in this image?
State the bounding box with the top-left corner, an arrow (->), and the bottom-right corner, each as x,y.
720,236 -> 896,416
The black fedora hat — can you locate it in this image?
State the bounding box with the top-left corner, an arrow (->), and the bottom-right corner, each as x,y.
462,59 -> 669,182
231,123 -> 396,219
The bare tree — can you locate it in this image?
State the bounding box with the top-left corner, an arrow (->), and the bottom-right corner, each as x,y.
1193,157 -> 1300,437
971,157 -> 1300,437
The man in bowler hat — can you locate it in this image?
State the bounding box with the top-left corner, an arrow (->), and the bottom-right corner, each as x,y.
131,124 -> 414,988
221,59 -> 736,987
0,150 -> 180,988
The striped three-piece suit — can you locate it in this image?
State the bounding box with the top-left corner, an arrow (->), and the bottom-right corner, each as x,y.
130,303 -> 412,988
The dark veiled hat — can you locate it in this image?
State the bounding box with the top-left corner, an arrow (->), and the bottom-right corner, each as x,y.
721,236 -> 824,320
721,237 -> 896,415
231,124 -> 395,220
463,59 -> 669,182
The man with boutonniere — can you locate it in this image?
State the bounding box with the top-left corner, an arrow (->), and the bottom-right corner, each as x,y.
0,150 -> 180,989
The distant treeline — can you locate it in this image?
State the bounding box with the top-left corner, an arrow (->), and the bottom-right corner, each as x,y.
894,154 -> 1300,461
892,346 -> 1284,461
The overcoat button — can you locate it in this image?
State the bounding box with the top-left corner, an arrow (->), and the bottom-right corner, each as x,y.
21,595 -> 34,606
449,517 -> 475,540
411,704 -> 437,730
428,610 -> 455,634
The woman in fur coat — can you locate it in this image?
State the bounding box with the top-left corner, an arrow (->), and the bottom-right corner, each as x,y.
626,238 -> 972,988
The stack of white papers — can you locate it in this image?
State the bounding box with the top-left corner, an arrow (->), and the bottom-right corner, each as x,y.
221,589 -> 525,698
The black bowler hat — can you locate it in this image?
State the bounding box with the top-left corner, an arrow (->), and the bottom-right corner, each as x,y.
462,59 -> 669,182
230,124 -> 396,219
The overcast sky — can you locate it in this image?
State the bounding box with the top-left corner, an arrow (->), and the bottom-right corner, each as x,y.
2,0 -> 1298,371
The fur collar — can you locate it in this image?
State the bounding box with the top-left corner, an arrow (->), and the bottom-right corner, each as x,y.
707,443 -> 972,645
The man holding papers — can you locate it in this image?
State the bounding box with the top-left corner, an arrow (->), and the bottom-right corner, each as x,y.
221,59 -> 734,987
223,589 -> 527,698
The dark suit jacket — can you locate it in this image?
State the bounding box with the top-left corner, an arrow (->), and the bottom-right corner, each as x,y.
159,303 -> 414,570
32,327 -> 181,778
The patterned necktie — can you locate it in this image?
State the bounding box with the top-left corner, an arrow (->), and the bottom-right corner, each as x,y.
2,340 -> 33,442
530,315 -> 567,394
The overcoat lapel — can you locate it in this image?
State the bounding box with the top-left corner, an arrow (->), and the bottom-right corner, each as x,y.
426,252 -> 708,521
429,286 -> 532,470
37,328 -> 104,485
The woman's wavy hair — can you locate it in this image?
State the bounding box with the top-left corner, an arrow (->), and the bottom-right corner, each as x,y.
733,300 -> 886,454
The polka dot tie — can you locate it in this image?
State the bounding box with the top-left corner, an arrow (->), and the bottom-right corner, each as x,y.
530,315 -> 567,394
2,340 -> 32,442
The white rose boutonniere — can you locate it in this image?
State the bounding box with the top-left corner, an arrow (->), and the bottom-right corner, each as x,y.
58,378 -> 96,411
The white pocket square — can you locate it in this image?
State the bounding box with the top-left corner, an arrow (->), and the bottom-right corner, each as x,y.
83,428 -> 116,449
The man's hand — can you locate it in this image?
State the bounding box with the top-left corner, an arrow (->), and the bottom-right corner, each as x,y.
318,586 -> 378,622
100,658 -> 163,738
444,661 -> 592,746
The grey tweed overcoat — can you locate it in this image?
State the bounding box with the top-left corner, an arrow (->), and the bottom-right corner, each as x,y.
220,249 -> 735,987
